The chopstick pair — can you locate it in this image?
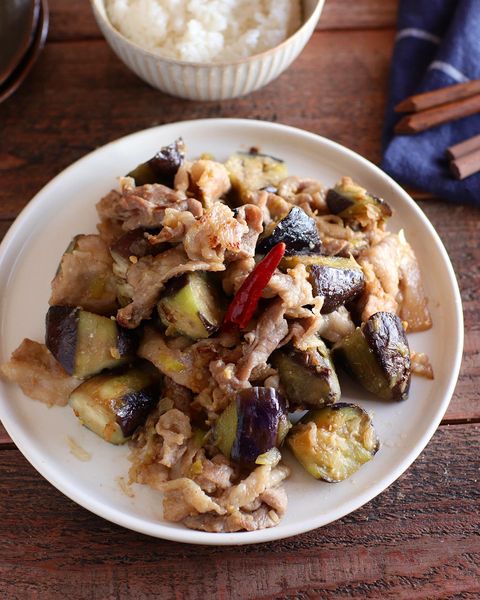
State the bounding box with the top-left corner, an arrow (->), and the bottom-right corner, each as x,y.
394,79 -> 480,134
394,80 -> 480,180
446,134 -> 480,180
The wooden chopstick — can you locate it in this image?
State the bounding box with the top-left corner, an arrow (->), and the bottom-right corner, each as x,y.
395,79 -> 480,113
446,133 -> 480,160
450,147 -> 480,180
394,93 -> 480,134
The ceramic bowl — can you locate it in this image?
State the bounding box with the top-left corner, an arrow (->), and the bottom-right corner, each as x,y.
90,0 -> 324,101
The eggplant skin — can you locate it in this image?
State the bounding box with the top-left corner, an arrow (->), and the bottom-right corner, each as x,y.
333,312 -> 411,401
115,384 -> 159,437
288,403 -> 379,482
214,387 -> 289,466
326,177 -> 392,223
309,258 -> 365,313
256,207 -> 323,256
68,366 -> 160,444
363,312 -> 411,401
45,306 -> 77,375
127,139 -> 185,187
45,306 -> 137,378
158,272 -> 224,339
271,342 -> 340,410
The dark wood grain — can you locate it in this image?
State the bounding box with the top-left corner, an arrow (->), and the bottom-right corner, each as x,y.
0,424 -> 478,599
46,0 -> 398,42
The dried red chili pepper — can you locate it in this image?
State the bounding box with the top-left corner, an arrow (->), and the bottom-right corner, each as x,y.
223,242 -> 286,329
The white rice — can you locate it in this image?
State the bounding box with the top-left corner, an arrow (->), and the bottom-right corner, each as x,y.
105,0 -> 302,63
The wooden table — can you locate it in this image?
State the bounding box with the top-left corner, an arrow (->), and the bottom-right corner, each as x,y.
1,1 -> 479,598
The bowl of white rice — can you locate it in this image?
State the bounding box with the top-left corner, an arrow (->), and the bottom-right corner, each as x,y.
90,0 -> 325,101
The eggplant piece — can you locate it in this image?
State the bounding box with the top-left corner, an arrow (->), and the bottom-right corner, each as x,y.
50,234 -> 118,316
333,311 -> 411,401
69,366 -> 160,444
281,254 -> 364,312
326,177 -> 392,225
157,272 -> 224,339
127,138 -> 185,187
46,306 -> 136,379
225,152 -> 288,203
256,207 -> 322,256
271,339 -> 340,410
309,256 -> 364,313
287,403 -> 379,482
214,387 -> 290,466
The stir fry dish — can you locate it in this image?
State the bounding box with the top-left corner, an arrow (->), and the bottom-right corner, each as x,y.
0,140 -> 434,533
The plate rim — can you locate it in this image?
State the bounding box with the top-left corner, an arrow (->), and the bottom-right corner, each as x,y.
0,118 -> 464,545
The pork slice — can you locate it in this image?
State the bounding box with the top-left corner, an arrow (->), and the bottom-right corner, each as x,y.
189,160 -> 231,207
0,339 -> 80,406
183,464 -> 290,532
236,300 -> 288,381
183,506 -> 281,533
117,246 -> 224,328
155,408 -> 192,468
50,234 -> 117,315
183,202 -> 249,263
315,305 -> 356,344
145,208 -> 196,245
207,359 -> 250,415
358,231 -> 432,331
263,264 -> 314,311
162,376 -> 193,414
160,478 -> 226,522
96,178 -> 189,231
222,257 -> 255,295
410,351 -> 434,379
226,204 -> 263,261
277,176 -> 328,214
193,452 -> 235,494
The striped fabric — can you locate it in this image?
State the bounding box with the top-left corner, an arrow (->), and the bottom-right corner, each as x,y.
382,0 -> 480,204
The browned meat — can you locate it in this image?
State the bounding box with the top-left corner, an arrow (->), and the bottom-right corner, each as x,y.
193,452 -> 235,494
155,408 -> 192,468
263,264 -> 314,317
244,190 -> 272,225
411,351 -> 434,379
189,160 -> 231,207
265,192 -> 292,221
96,177 -> 189,231
358,231 -> 432,331
236,300 -> 288,381
184,202 -> 249,263
227,204 -> 263,261
0,339 -> 80,406
207,359 -> 250,414
183,464 -> 290,532
49,234 -> 117,315
160,478 -> 226,522
162,377 -> 194,415
138,328 -> 214,393
145,209 -> 196,245
117,246 -> 224,328
222,257 -> 255,295
95,193 -> 125,244
277,176 -> 329,214
315,305 -> 356,343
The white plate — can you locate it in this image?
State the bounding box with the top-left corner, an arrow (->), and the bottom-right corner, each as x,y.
0,119 -> 463,545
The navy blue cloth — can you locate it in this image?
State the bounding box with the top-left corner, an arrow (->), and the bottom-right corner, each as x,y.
382,0 -> 480,205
